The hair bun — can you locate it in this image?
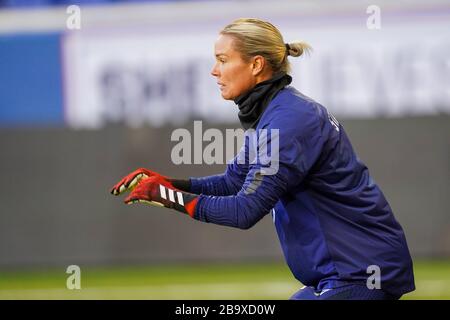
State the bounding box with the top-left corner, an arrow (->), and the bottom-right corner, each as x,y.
286,41 -> 312,57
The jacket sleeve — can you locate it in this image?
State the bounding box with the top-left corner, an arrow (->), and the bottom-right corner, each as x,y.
193,108 -> 325,229
189,145 -> 249,196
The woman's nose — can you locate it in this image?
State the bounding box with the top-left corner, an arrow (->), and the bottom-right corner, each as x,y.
211,63 -> 219,77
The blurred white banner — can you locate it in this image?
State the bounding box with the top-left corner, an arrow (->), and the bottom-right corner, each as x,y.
62,3 -> 450,128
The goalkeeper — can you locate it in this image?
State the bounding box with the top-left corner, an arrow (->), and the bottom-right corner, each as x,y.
111,18 -> 415,300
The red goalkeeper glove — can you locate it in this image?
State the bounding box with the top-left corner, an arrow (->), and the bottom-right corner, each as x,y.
110,168 -> 164,195
122,175 -> 199,217
110,168 -> 192,195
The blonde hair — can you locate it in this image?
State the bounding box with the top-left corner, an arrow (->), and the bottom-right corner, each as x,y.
220,18 -> 311,74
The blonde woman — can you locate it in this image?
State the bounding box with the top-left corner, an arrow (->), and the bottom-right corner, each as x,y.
111,18 -> 415,300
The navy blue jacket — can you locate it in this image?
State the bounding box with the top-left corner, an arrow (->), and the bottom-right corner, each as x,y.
191,86 -> 415,297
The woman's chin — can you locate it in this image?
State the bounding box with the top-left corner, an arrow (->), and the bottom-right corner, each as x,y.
221,92 -> 233,100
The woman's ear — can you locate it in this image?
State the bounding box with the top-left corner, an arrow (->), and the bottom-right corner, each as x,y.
251,55 -> 265,76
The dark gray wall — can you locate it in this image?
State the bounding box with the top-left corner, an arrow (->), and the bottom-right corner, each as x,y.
0,116 -> 449,268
